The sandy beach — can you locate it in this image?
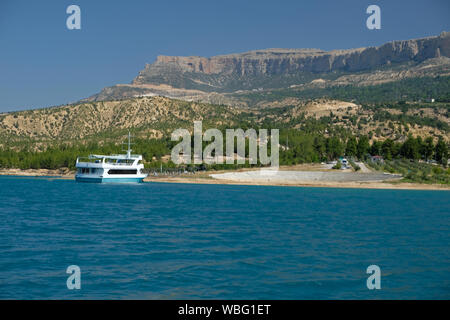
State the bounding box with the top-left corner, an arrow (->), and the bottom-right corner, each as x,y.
144,175 -> 450,190
144,164 -> 450,190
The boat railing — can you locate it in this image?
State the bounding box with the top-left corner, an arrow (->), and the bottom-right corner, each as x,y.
104,162 -> 136,166
77,157 -> 138,166
107,154 -> 142,158
77,157 -> 102,164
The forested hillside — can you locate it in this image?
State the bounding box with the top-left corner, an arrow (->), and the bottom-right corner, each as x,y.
0,95 -> 448,182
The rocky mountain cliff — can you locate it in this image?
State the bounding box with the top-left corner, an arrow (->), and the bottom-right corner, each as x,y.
136,32 -> 449,80
83,32 -> 450,105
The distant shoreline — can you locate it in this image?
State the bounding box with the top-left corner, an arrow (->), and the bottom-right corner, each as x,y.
145,176 -> 450,191
1,167 -> 449,191
0,168 -> 74,179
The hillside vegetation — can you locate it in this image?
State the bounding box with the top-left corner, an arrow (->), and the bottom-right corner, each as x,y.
0,95 -> 448,184
0,97 -> 241,146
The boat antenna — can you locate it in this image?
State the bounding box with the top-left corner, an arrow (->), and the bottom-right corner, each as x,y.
127,131 -> 131,158
122,131 -> 133,158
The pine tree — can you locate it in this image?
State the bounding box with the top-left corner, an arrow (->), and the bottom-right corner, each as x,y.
435,138 -> 448,166
357,136 -> 370,159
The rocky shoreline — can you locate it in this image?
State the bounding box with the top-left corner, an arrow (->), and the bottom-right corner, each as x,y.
0,168 -> 75,178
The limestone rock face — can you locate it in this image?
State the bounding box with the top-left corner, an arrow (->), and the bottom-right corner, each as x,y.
133,32 -> 450,82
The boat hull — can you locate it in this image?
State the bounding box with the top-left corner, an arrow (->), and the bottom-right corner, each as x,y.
75,176 -> 146,183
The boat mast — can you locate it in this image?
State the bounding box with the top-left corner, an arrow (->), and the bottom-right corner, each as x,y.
126,131 -> 132,159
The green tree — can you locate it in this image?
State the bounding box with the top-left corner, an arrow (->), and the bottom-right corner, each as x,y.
326,137 -> 344,160
435,138 -> 448,166
345,137 -> 357,157
370,140 -> 383,156
423,137 -> 434,161
357,136 -> 370,159
381,139 -> 394,160
401,135 -> 420,160
314,136 -> 326,161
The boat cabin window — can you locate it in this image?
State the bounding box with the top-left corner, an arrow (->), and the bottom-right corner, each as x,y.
108,169 -> 137,175
78,168 -> 102,174
116,159 -> 135,165
78,168 -> 90,174
104,159 -> 134,165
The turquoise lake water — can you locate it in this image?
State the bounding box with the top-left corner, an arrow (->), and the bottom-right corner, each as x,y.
0,176 -> 449,299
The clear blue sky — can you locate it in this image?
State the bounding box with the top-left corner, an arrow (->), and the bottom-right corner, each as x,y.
0,0 -> 449,112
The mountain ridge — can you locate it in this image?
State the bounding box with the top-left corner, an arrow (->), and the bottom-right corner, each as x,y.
141,31 -> 449,76
82,32 -> 450,106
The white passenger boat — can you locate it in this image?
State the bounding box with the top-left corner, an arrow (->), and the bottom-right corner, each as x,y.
75,133 -> 148,183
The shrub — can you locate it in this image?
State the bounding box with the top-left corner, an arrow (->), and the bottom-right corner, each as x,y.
332,161 -> 342,169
